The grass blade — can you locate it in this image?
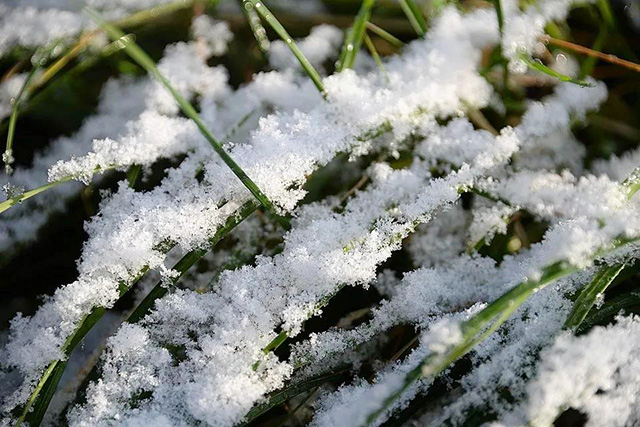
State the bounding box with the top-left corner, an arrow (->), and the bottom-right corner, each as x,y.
3,66 -> 37,174
364,33 -> 388,79
564,263 -> 625,332
399,0 -> 427,36
85,7 -> 282,220
0,178 -> 71,215
336,0 -> 376,72
365,22 -> 403,48
242,367 -> 349,424
240,0 -> 271,53
520,55 -> 594,87
242,0 -> 325,94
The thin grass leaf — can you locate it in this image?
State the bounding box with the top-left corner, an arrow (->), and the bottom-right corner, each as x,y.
336,0 -> 376,72
126,164 -> 142,188
577,291 -> 640,333
4,65 -> 37,174
520,55 -> 594,87
243,0 -> 325,94
240,0 -> 271,53
0,178 -> 71,215
399,0 -> 427,36
242,367 -> 349,424
564,263 -> 625,332
364,33 -> 388,80
85,7 -> 284,224
365,22 -> 403,48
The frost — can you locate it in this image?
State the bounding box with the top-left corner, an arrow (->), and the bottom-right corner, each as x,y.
0,0 -> 639,426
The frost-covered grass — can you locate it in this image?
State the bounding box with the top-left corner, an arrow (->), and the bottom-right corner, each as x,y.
1,0 -> 640,426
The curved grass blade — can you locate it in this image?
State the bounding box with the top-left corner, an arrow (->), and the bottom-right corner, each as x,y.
242,0 -> 325,94
520,55 -> 594,87
399,0 -> 427,36
85,7 -> 282,222
577,291 -> 640,333
336,0 -> 376,72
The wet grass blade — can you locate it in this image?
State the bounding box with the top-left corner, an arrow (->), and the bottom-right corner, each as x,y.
243,0 -> 325,94
336,0 -> 376,72
85,7 -> 282,220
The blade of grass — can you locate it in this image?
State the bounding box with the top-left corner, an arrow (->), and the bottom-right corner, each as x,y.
364,33 -> 388,79
0,178 -> 71,215
564,263 -> 625,332
336,0 -> 376,72
240,0 -> 271,53
242,0 -> 325,94
3,66 -> 37,174
520,55 -> 594,87
577,291 -> 640,333
85,7 -> 284,225
399,0 -> 427,37
241,367 -> 349,424
563,168 -> 640,332
365,22 -> 403,48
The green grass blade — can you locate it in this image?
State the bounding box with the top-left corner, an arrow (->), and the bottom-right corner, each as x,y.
520,55 -> 594,87
242,0 -> 325,94
127,200 -> 258,323
365,22 -> 403,48
336,0 -> 376,72
564,263 -> 625,332
577,291 -> 640,333
399,0 -> 427,36
4,67 -> 37,174
364,33 -> 388,80
623,166 -> 640,200
242,367 -> 349,424
240,0 -> 271,52
0,178 -> 71,215
85,7 -> 280,218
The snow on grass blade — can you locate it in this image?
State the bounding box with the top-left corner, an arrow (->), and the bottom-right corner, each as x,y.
85,7 -> 282,221
362,235 -> 639,426
520,55 -> 594,87
243,0 -> 325,94
16,202 -> 257,426
127,200 -> 258,323
336,0 -> 376,72
399,0 -> 427,36
4,64 -> 37,174
564,167 -> 640,332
